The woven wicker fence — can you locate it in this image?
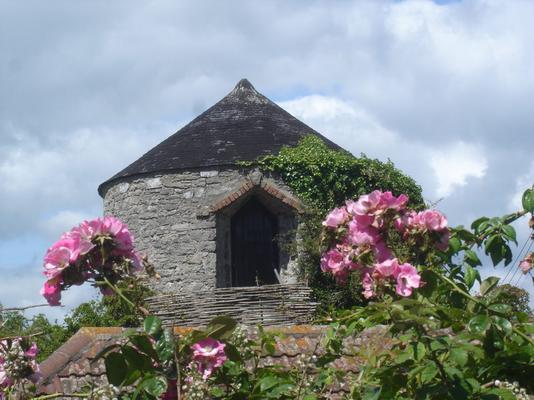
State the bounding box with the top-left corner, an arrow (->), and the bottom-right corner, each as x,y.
145,284 -> 318,327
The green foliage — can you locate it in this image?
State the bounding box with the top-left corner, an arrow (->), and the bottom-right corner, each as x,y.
490,284 -> 532,315
103,315 -> 341,399
65,281 -> 152,333
257,135 -> 424,214
255,135 -> 424,310
321,199 -> 534,399
0,282 -> 153,362
98,316 -> 176,399
0,310 -> 69,362
522,186 -> 534,213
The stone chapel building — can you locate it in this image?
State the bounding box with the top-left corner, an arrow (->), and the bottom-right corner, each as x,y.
98,79 -> 342,299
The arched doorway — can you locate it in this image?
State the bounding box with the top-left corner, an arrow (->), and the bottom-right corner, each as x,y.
231,197 -> 279,286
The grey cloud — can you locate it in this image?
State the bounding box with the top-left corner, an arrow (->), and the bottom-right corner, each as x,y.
0,0 -> 533,311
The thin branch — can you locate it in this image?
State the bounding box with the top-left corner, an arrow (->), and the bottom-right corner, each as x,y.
0,304 -> 56,313
435,272 -> 534,346
32,393 -> 90,399
101,276 -> 149,316
0,331 -> 45,341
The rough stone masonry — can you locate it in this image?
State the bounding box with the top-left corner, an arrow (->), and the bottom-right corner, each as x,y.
102,167 -> 300,294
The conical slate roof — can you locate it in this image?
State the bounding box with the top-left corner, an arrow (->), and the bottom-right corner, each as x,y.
98,79 -> 342,195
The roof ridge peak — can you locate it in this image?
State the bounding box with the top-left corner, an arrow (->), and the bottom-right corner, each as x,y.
235,78 -> 254,90
226,78 -> 269,105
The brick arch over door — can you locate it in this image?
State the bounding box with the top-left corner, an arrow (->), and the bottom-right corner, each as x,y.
213,178 -> 301,288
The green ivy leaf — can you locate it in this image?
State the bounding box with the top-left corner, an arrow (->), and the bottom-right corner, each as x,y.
464,265 -> 479,290
129,335 -> 158,361
485,235 -> 502,265
143,316 -> 162,337
155,328 -> 175,362
471,216 -> 490,232
468,315 -> 490,334
412,342 -> 426,362
258,376 -> 281,392
455,228 -> 476,243
270,383 -> 295,397
501,225 -> 517,244
485,388 -> 516,400
492,316 -> 512,336
449,348 -> 468,367
483,325 -> 503,354
449,237 -> 461,254
464,250 -> 482,267
487,303 -> 512,315
206,315 -> 237,340
420,361 -> 438,384
141,375 -> 168,397
105,352 -> 128,386
122,345 -> 152,372
522,187 -> 534,213
362,385 -> 382,400
480,276 -> 500,296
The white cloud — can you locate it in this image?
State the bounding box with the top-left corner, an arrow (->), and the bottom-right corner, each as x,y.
279,95 -> 397,150
0,124 -> 172,239
430,142 -> 488,197
1,0 -> 534,312
37,210 -> 93,243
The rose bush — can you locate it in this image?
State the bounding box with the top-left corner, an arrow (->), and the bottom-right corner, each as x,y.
2,186 -> 533,399
0,339 -> 40,399
41,216 -> 143,306
320,190 -> 447,298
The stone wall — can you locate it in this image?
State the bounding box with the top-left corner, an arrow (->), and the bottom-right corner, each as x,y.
102,168 -> 300,294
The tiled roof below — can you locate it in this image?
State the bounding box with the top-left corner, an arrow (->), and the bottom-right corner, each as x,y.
38,325 -> 391,397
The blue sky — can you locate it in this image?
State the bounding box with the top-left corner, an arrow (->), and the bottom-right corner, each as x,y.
0,0 -> 533,320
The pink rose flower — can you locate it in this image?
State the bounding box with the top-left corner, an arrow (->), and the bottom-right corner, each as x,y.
396,209 -> 449,251
42,216 -> 141,304
415,210 -> 448,231
519,253 -> 533,274
373,240 -> 393,263
379,191 -> 409,211
320,249 -> 350,283
375,258 -> 400,278
351,191 -> 382,215
24,343 -> 38,359
43,246 -> 72,279
435,230 -> 450,252
40,278 -> 62,306
394,211 -> 416,233
395,263 -> 421,297
322,207 -> 349,229
347,220 -> 379,246
191,338 -> 227,380
361,269 -> 375,299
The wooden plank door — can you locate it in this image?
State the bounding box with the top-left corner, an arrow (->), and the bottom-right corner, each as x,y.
231,197 -> 278,286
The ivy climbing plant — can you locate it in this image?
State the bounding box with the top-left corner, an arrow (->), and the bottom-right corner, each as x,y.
251,135 -> 425,310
